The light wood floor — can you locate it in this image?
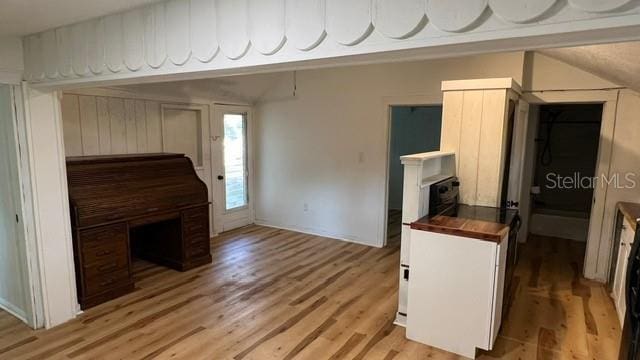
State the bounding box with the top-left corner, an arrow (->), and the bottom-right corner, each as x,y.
0,220 -> 621,359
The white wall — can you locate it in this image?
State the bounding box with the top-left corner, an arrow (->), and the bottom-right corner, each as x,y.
254,52 -> 525,246
0,36 -> 23,83
0,84 -> 29,321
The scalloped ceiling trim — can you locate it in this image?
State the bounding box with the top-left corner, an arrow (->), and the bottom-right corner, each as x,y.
249,0 -> 287,55
374,0 -> 427,39
217,0 -> 251,60
190,0 -> 219,63
286,0 -> 327,51
20,0 -> 640,83
427,0 -> 488,33
326,0 -> 373,46
489,0 -> 558,24
568,0 -> 634,13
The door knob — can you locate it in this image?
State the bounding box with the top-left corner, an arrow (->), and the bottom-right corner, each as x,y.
217,175 -> 224,180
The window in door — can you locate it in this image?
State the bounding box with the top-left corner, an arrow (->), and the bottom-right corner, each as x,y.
223,113 -> 248,211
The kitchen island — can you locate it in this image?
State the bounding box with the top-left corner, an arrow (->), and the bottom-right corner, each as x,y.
405,205 -> 518,359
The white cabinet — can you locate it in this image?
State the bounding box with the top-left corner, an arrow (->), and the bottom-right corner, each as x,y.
613,217 -> 636,326
406,229 -> 508,359
395,151 -> 456,327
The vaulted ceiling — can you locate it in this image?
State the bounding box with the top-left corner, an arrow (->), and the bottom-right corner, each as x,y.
540,41 -> 640,92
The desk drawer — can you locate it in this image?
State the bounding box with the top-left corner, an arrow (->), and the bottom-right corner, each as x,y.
85,269 -> 130,296
84,254 -> 129,279
79,223 -> 127,248
82,239 -> 128,265
182,208 -> 209,233
188,242 -> 210,259
185,230 -> 209,246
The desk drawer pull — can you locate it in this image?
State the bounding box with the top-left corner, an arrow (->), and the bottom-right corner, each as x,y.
98,263 -> 118,272
96,249 -> 112,257
100,278 -> 115,286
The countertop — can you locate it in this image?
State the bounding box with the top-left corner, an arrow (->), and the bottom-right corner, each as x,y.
410,205 -> 518,243
618,202 -> 640,232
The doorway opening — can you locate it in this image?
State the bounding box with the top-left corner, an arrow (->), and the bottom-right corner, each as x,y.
526,103 -> 603,262
385,105 -> 442,247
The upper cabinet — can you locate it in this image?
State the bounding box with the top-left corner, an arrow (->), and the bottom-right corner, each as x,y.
440,78 -> 521,207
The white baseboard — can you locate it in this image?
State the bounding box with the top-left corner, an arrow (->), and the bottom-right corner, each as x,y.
254,219 -> 382,248
0,297 -> 28,324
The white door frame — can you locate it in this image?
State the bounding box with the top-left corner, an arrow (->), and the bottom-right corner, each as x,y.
0,83 -> 42,328
12,85 -> 46,328
210,104 -> 255,234
381,94 -> 443,247
21,86 -> 78,328
522,89 -> 619,281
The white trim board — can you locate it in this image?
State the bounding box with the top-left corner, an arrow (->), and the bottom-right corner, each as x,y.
0,70 -> 22,85
0,297 -> 28,324
254,220 -> 383,249
22,87 -> 79,327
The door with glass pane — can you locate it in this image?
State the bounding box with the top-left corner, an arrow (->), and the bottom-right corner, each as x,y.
212,105 -> 253,232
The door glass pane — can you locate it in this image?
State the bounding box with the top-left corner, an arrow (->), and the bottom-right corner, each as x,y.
223,113 -> 247,210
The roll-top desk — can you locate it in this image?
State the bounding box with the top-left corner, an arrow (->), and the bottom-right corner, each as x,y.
66,153 -> 212,309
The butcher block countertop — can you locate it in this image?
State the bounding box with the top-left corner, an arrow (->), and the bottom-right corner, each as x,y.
618,202 -> 640,232
409,205 -> 518,243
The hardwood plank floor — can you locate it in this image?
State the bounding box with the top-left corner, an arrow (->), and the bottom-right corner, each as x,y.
0,223 -> 620,359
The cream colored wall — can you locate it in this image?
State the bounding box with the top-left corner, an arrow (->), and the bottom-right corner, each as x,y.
254,52 -> 526,246
523,52 -> 619,91
596,90 -> 640,277
61,94 -> 165,157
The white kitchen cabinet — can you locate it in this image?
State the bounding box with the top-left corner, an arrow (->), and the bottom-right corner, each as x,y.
395,151 -> 456,327
613,216 -> 636,326
406,229 -> 508,359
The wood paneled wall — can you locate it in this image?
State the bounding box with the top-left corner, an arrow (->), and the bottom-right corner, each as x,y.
61,93 -> 215,237
61,94 -> 164,157
440,88 -> 517,207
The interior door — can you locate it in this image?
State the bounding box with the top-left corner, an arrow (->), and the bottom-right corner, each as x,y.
211,104 -> 253,233
0,84 -> 33,325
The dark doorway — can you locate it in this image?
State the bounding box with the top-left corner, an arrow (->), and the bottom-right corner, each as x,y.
529,103 -> 603,244
386,105 -> 442,246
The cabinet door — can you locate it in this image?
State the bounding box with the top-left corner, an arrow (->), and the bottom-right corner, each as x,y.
613,241 -> 626,303
489,238 -> 509,349
617,242 -> 630,326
